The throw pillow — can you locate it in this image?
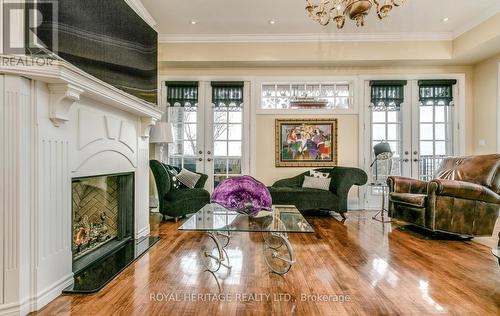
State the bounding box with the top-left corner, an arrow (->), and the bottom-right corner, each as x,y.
177,168 -> 202,189
310,170 -> 330,178
302,175 -> 331,191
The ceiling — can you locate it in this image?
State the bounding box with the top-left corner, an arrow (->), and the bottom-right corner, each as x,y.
141,0 -> 500,42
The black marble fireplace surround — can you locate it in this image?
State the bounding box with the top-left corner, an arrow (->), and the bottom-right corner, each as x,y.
71,173 -> 134,274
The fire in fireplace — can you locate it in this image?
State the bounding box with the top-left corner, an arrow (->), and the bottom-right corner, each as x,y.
71,173 -> 134,270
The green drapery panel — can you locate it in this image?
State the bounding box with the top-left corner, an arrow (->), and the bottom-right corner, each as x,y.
370,80 -> 407,111
418,79 -> 457,106
166,81 -> 199,107
211,81 -> 244,107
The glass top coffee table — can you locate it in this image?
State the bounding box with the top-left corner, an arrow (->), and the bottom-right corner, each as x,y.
179,204 -> 314,275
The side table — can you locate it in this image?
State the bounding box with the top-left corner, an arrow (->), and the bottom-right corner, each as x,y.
369,182 -> 392,223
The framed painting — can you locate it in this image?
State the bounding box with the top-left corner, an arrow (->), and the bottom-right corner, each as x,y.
275,119 -> 338,167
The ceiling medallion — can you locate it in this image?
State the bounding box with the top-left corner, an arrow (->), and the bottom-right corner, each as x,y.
305,0 -> 406,28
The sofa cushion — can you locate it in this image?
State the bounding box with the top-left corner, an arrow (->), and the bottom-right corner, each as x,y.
389,192 -> 427,208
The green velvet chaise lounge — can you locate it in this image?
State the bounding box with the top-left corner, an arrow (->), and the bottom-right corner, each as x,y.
268,167 -> 368,218
150,160 -> 210,220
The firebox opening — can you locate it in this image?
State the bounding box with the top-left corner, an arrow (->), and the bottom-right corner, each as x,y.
71,172 -> 134,273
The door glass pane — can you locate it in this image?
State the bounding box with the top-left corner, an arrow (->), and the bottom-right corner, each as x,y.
183,158 -> 197,172
214,141 -> 228,156
214,124 -> 227,140
434,106 -> 445,122
228,158 -> 242,174
214,158 -> 227,174
183,141 -> 195,155
387,124 -> 398,140
387,111 -> 398,123
420,124 -> 433,140
420,107 -> 433,122
372,124 -> 386,140
435,124 -> 446,140
228,142 -> 242,156
228,124 -> 242,140
229,111 -> 242,123
420,141 -> 434,155
372,111 -> 386,123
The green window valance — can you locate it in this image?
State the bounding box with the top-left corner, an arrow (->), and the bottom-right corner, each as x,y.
418,79 -> 457,106
211,81 -> 244,107
370,80 -> 407,111
166,81 -> 198,107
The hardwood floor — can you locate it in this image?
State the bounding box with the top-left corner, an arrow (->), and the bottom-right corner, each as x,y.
35,211 -> 500,316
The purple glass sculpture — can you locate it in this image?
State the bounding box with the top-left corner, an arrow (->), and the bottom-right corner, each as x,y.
211,176 -> 272,216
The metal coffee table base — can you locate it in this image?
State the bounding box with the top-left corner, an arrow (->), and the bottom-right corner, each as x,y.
201,231 -> 296,275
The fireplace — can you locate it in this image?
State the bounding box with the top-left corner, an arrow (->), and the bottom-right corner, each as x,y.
71,173 -> 134,272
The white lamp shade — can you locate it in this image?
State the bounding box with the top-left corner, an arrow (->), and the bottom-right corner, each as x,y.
150,122 -> 174,143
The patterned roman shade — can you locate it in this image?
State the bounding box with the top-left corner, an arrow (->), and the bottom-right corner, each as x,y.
166,81 -> 199,107
211,81 -> 244,107
370,80 -> 407,110
418,80 -> 457,106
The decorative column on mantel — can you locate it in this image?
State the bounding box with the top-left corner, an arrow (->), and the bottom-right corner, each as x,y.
0,57 -> 162,315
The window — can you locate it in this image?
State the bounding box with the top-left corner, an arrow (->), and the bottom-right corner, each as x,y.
417,80 -> 456,180
369,81 -> 407,186
211,82 -> 244,187
260,82 -> 353,110
166,81 -> 199,172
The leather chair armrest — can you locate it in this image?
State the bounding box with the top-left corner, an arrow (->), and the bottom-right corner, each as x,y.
429,179 -> 500,204
387,176 -> 429,194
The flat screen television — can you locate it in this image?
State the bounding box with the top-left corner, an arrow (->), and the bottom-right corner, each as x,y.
35,0 -> 158,104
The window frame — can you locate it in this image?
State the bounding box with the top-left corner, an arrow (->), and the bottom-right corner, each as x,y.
255,77 -> 358,115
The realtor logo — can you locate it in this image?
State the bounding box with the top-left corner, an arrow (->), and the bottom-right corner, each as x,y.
2,0 -> 58,55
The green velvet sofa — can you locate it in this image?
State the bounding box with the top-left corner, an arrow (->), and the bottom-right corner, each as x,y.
150,160 -> 210,220
268,167 -> 368,218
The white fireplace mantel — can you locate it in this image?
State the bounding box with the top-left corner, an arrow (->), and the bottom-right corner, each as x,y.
0,56 -> 162,315
0,55 -> 162,128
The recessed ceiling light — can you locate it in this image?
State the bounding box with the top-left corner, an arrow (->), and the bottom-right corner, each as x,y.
190,20 -> 197,25
442,17 -> 449,22
269,20 -> 276,25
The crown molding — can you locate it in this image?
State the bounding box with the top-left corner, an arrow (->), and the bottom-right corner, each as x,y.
158,32 -> 453,43
124,0 -> 158,30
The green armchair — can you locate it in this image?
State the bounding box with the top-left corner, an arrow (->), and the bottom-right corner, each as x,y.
150,160 -> 210,220
268,167 -> 368,218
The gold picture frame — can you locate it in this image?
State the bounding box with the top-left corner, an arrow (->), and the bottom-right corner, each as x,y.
275,119 -> 338,167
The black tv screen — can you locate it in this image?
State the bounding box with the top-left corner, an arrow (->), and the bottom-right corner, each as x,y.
36,0 -> 158,104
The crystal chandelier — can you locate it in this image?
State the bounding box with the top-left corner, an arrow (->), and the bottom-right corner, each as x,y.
305,0 -> 406,28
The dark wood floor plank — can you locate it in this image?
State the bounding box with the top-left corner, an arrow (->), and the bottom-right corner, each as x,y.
33,211 -> 500,316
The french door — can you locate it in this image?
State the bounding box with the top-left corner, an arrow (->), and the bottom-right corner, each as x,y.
165,81 -> 250,192
364,79 -> 459,207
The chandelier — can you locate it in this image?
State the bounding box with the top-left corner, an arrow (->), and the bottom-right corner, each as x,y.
305,0 -> 406,28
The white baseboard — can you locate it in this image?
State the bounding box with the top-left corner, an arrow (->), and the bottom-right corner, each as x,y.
0,300 -> 26,316
0,273 -> 73,315
31,274 -> 74,312
135,225 -> 150,239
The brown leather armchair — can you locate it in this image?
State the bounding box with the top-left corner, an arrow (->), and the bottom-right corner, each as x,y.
387,154 -> 500,237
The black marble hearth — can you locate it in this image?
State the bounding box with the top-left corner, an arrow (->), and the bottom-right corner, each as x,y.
63,236 -> 159,294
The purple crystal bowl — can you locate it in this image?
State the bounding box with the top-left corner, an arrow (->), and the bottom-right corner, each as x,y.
211,176 -> 272,217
